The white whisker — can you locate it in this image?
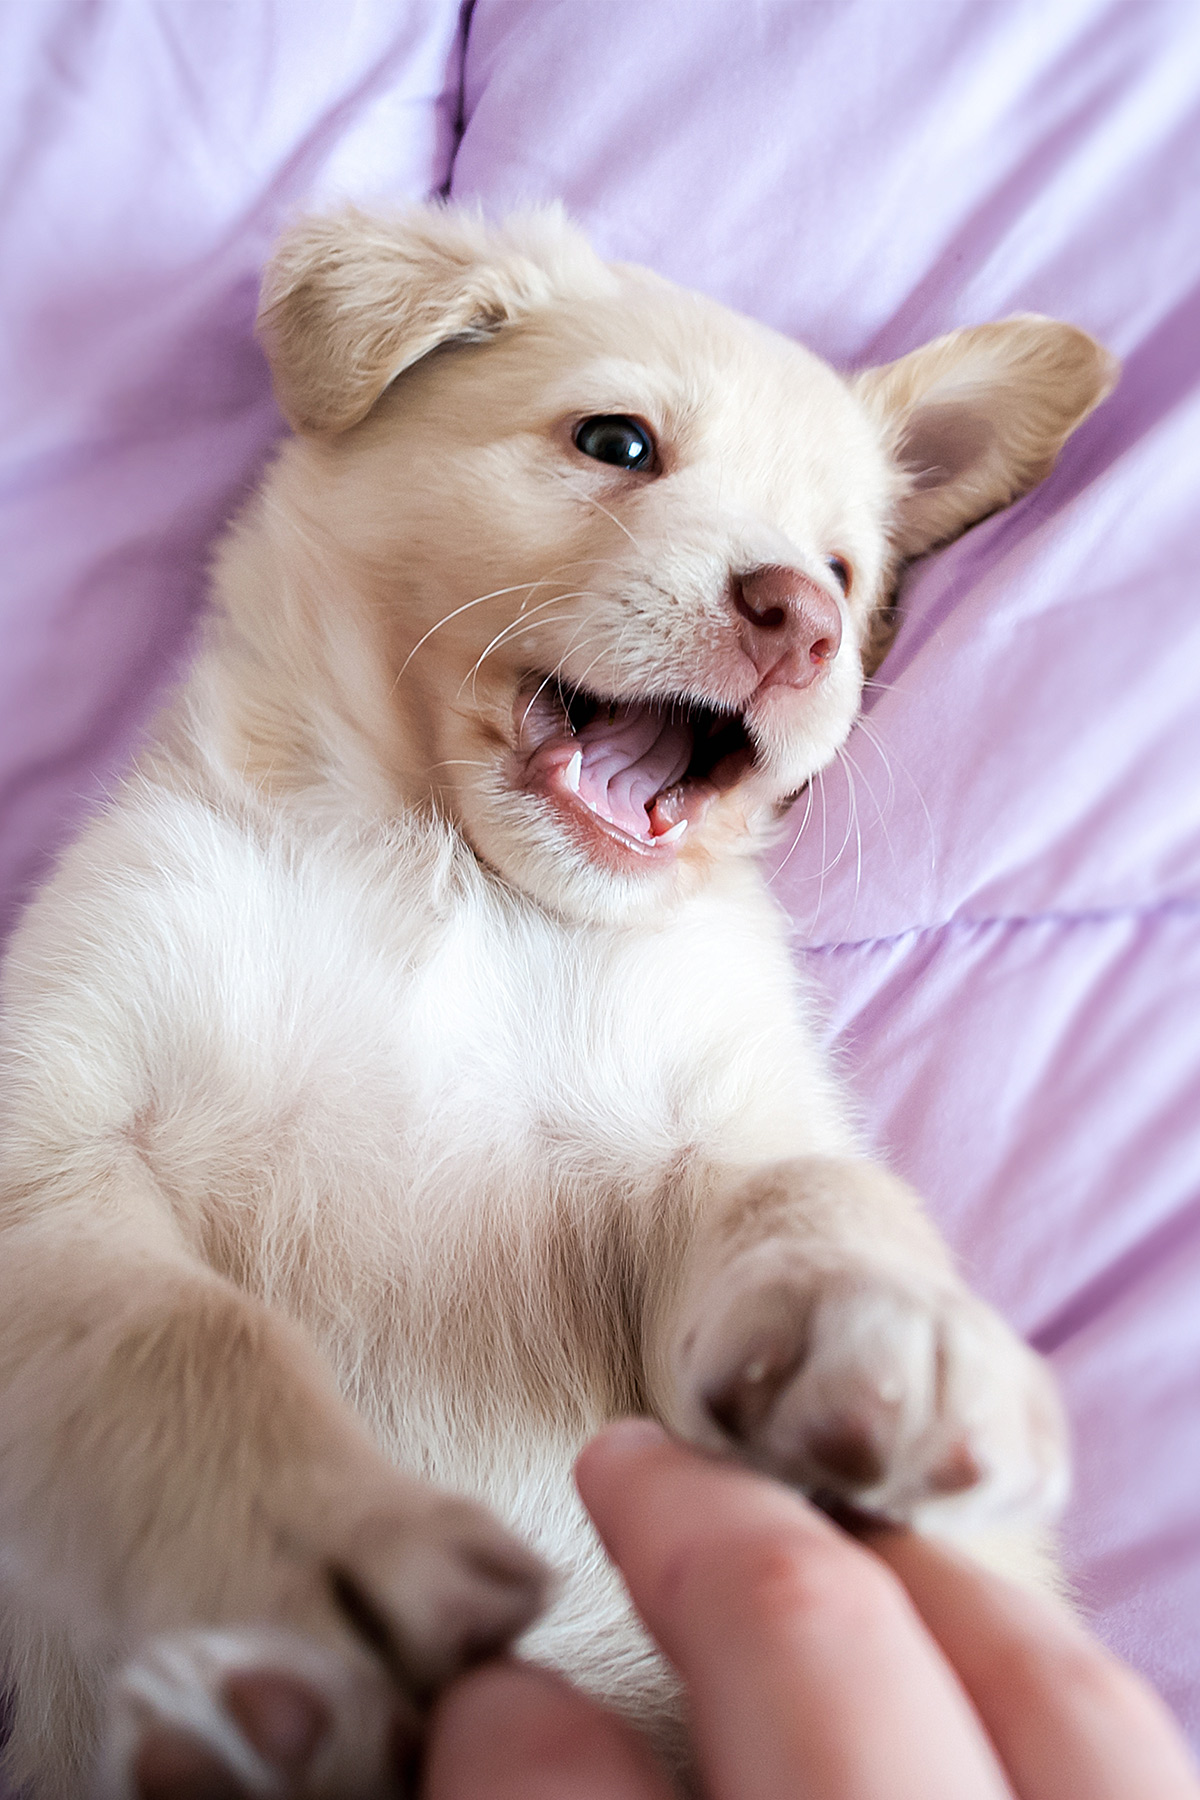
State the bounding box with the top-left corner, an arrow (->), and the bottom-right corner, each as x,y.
569,634 -> 624,701
855,714 -> 936,877
822,758 -> 857,884
461,592 -> 589,700
837,735 -> 895,879
815,767 -> 829,924
550,468 -> 644,552
852,717 -> 896,819
767,780 -> 815,885
518,670 -> 562,738
516,617 -> 612,738
834,745 -> 863,909
391,580 -> 544,693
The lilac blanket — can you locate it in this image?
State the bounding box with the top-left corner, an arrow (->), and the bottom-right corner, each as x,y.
3,0 -> 1198,1747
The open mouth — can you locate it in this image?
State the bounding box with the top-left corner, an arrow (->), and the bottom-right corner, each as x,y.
518,678 -> 757,856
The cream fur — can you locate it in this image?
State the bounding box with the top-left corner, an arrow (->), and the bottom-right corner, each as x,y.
0,204 -> 1116,1796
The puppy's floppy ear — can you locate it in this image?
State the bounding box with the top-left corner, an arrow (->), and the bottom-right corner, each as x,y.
854,317 -> 1119,558
258,203 -> 612,435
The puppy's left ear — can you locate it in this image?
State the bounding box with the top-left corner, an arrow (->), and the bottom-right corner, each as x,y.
854,316 -> 1119,558
258,204 -> 610,435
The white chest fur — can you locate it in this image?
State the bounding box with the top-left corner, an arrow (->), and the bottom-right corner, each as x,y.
1,781 -> 854,1733
3,784 -> 848,1412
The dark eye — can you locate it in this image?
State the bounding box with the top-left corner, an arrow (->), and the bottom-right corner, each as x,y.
573,415 -> 656,471
826,556 -> 852,594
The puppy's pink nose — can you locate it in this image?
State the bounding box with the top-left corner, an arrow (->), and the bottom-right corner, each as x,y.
733,565 -> 843,691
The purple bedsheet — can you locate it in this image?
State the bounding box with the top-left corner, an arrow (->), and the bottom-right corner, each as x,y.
2,0 -> 1198,1751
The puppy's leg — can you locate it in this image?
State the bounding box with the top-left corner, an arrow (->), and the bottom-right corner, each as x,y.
644,1158 -> 1067,1547
0,1203 -> 547,1797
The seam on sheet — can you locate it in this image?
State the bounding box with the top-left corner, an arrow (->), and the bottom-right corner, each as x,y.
438,0 -> 478,195
794,892 -> 1200,957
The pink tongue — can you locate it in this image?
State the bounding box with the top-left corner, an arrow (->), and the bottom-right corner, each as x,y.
575,703 -> 692,839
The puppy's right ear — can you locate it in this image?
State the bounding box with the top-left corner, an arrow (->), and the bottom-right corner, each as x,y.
258,205 -> 609,435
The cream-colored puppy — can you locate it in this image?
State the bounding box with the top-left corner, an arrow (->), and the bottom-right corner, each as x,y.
0,206 -> 1116,1797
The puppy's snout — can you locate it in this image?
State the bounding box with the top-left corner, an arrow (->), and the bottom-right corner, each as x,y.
732,566 -> 842,692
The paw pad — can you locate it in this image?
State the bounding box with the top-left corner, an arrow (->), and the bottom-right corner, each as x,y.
221,1671 -> 331,1774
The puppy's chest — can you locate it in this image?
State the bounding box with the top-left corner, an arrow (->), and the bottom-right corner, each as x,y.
171,839 -> 769,1252
317,898 -> 739,1197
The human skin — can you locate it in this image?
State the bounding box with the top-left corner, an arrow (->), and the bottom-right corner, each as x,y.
422,1420 -> 1200,1800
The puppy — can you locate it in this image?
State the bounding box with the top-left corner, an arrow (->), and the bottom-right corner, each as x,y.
0,205 -> 1116,1796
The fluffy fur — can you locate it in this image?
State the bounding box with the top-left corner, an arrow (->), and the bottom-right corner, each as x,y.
0,204 -> 1116,1796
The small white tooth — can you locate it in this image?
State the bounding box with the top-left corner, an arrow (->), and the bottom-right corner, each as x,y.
564,750 -> 583,794
656,818 -> 688,844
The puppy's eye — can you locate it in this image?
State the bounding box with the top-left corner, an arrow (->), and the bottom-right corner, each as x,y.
826,556 -> 852,594
573,415 -> 656,471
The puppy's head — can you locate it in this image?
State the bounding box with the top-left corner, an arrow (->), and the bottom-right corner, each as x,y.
258,206 -> 1116,923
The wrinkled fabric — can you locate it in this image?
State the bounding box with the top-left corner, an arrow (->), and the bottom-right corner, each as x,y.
1,0 -> 1198,1753
0,0 -> 466,938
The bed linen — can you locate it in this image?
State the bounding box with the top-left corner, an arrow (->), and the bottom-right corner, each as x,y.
2,0 -> 1198,1756
0,0 -> 466,941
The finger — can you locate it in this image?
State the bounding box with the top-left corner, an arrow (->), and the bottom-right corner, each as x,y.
422,1659 -> 678,1800
577,1420 -> 1014,1800
866,1528 -> 1200,1800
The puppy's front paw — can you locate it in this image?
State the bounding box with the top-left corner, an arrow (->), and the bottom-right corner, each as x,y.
673,1255 -> 1067,1531
95,1497 -> 550,1798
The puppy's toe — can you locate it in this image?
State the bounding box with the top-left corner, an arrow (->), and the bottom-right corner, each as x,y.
328,1494 -> 551,1695
96,1628 -> 406,1799
678,1258 -> 1068,1531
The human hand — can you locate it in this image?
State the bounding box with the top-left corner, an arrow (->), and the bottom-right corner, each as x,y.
422,1418 -> 1200,1800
